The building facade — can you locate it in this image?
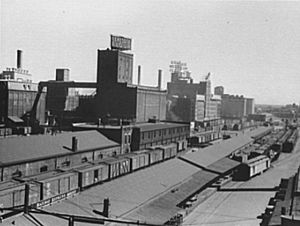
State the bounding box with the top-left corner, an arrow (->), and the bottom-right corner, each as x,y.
96,49 -> 166,123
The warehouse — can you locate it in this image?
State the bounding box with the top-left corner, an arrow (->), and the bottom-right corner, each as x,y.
131,121 -> 190,151
0,130 -> 120,182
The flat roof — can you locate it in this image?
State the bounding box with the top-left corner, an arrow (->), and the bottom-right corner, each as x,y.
126,170 -> 218,224
245,126 -> 273,139
180,134 -> 253,168
133,122 -> 188,132
206,157 -> 241,174
40,158 -> 200,219
0,130 -> 119,166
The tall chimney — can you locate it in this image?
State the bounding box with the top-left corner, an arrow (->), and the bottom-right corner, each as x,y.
72,136 -> 78,152
137,65 -> 141,85
17,50 -> 22,69
158,69 -> 162,90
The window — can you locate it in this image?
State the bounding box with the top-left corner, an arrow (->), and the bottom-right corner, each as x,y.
142,132 -> 144,140
98,154 -> 103,159
12,170 -> 22,178
40,165 -> 48,173
148,132 -> 150,139
124,135 -> 128,144
154,131 -> 156,138
159,130 -> 161,136
128,135 -> 131,143
82,157 -> 88,163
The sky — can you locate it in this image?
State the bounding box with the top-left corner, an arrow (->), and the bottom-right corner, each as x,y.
1,0 -> 300,105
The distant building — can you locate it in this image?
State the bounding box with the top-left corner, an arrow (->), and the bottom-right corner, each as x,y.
167,70 -> 220,122
95,49 -> 166,122
214,86 -> 224,95
0,50 -> 46,126
46,69 -> 79,116
221,94 -> 254,119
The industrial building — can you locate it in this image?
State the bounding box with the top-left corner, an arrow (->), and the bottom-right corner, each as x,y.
0,130 -> 120,182
221,94 -> 255,119
95,49 -> 167,123
0,50 -> 46,132
130,121 -> 190,151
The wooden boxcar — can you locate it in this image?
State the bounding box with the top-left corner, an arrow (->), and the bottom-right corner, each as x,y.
75,162 -> 109,189
126,151 -> 150,171
0,180 -> 40,208
234,155 -> 270,181
147,149 -> 164,165
19,170 -> 79,207
104,156 -> 131,180
156,143 -> 177,160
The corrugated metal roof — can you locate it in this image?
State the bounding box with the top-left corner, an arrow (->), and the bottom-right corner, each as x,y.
245,126 -> 272,139
41,158 -> 200,219
133,122 -> 188,132
206,157 -> 240,174
0,130 -> 119,165
180,134 -> 253,168
126,170 -> 218,224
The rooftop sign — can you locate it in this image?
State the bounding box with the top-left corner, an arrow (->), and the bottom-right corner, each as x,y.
110,35 -> 132,51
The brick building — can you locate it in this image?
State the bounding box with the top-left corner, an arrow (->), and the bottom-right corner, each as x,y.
130,121 -> 190,151
0,130 -> 120,182
95,49 -> 167,123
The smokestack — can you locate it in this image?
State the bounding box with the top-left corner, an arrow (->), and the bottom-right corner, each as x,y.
137,65 -> 141,85
158,69 -> 162,90
72,136 -> 78,152
17,50 -> 22,69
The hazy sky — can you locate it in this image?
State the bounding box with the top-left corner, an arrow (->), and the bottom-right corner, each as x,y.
1,0 -> 300,105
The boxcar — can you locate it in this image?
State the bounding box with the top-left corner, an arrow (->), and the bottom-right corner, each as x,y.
148,149 -> 164,165
104,156 -> 131,180
126,152 -> 150,171
0,181 -> 25,208
75,162 -> 109,189
0,180 -> 40,208
234,155 -> 270,181
19,170 -> 79,206
157,143 -> 177,160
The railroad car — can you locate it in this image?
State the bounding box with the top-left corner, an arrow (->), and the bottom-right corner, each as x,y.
0,181 -> 25,208
177,140 -> 188,152
282,129 -> 298,153
75,162 -> 109,189
234,155 -> 270,181
104,156 -> 131,180
17,170 -> 79,207
156,143 -> 177,160
147,148 -> 164,165
126,151 -> 150,171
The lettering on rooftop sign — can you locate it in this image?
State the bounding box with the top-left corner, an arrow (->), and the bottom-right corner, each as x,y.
111,35 -> 132,51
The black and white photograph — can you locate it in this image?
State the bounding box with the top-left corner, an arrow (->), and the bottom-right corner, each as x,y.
0,1 -> 300,225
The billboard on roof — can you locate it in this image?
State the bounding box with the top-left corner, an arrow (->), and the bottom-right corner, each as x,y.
111,35 -> 132,51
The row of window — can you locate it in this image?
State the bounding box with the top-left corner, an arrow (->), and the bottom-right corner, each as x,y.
141,127 -> 189,140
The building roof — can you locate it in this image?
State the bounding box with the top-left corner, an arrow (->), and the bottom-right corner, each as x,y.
40,158 -> 200,221
180,134 -> 253,168
245,126 -> 273,140
0,130 -> 119,166
133,122 -> 188,132
206,157 -> 241,174
7,116 -> 24,123
126,170 -> 218,224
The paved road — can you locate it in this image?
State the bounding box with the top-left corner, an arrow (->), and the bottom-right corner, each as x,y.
183,131 -> 300,226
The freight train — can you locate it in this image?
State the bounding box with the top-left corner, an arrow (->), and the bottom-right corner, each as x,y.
282,129 -> 298,153
0,140 -> 187,210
